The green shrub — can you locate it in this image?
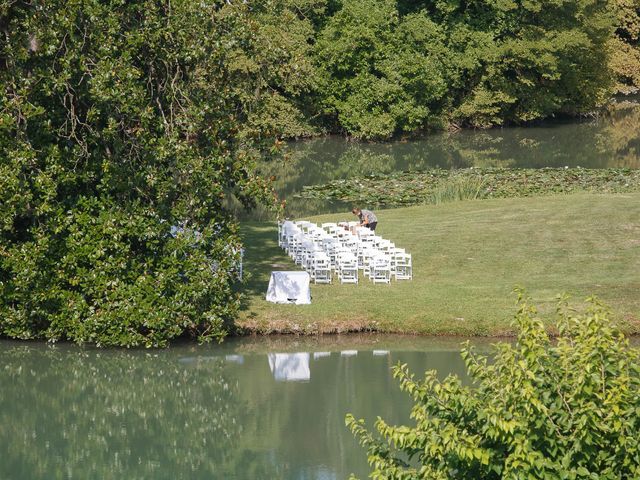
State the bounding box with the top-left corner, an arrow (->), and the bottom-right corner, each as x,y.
347,293 -> 640,479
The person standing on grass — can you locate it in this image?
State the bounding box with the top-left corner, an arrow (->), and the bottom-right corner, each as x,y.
352,207 -> 378,231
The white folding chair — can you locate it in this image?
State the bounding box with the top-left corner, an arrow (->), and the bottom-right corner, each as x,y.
295,220 -> 314,230
359,234 -> 375,251
305,239 -> 322,267
342,236 -> 359,255
394,252 -> 413,280
388,247 -> 405,276
336,251 -> 358,284
304,245 -> 324,271
360,247 -> 379,276
289,233 -> 306,261
377,239 -> 395,253
311,252 -> 332,284
370,256 -> 391,284
280,221 -> 298,252
308,227 -> 326,242
323,240 -> 340,271
357,227 -> 373,238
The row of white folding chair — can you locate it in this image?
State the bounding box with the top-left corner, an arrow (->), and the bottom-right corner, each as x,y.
285,228 -> 326,253
293,221 -> 321,246
284,233 -> 304,259
304,242 -> 356,284
291,237 -> 324,267
362,249 -> 408,283
282,221 -> 315,253
279,221 -> 301,248
300,242 -> 323,269
321,222 -> 361,241
372,247 -> 412,281
361,250 -> 378,278
349,246 -> 412,282
328,237 -> 386,270
321,246 -> 401,282
316,231 -> 398,266
288,221 -> 390,248
326,240 -> 361,271
294,240 -> 338,284
280,220 -> 411,282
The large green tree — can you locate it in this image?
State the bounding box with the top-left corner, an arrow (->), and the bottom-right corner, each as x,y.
315,0 -> 616,139
609,0 -> 640,93
0,0 -> 316,346
315,0 -> 450,139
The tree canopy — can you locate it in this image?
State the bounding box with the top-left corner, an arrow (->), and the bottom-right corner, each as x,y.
0,0 -> 315,346
315,0 -> 617,138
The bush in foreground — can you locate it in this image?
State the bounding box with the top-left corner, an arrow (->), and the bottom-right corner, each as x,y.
347,293 -> 640,479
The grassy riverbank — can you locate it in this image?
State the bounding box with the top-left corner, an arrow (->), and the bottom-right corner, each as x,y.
237,193 -> 640,336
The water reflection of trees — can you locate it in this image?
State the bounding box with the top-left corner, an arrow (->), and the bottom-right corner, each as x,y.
596,101 -> 640,168
253,100 -> 640,218
0,343 -> 474,480
0,345 -> 277,480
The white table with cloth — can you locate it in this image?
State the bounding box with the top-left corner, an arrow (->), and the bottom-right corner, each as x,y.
265,271 -> 311,305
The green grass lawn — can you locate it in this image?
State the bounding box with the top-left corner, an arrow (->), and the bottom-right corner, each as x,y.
237,193 -> 640,336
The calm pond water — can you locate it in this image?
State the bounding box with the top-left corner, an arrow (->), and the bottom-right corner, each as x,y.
246,98 -> 640,219
0,335 -> 486,480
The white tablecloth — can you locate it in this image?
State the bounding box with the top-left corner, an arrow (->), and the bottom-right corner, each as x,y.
265,271 -> 311,305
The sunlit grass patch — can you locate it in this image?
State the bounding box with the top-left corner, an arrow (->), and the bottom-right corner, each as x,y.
238,193 -> 640,336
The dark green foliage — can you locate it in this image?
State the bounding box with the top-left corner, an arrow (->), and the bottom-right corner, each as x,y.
0,1 -> 313,346
347,294 -> 640,479
314,0 -> 616,138
314,0 -> 450,138
298,167 -> 640,206
609,0 -> 640,93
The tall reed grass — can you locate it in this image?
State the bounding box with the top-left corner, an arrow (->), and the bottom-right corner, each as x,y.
428,175 -> 486,204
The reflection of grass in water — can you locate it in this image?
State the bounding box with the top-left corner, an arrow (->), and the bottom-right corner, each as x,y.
430,176 -> 486,205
